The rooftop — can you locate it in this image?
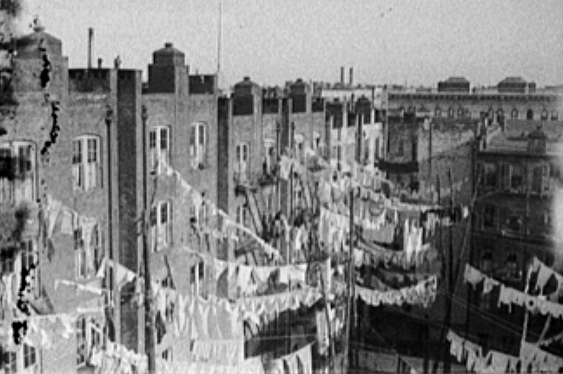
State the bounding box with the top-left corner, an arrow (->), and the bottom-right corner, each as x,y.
485,121 -> 563,156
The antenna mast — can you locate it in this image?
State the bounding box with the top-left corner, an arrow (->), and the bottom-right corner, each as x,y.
217,0 -> 222,74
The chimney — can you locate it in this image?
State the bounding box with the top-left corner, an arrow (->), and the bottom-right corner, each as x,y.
340,67 -> 344,85
114,55 -> 122,69
97,58 -> 102,69
88,28 -> 94,70
349,67 -> 354,86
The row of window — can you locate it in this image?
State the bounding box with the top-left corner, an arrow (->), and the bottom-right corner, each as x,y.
480,162 -> 552,195
401,106 -> 560,121
0,124 -> 209,203
2,343 -> 37,374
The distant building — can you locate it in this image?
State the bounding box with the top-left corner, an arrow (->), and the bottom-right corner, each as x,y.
387,77 -> 561,124
468,120 -> 563,355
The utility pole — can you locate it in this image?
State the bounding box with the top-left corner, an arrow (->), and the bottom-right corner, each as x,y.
318,263 -> 335,371
141,105 -> 156,374
443,169 -> 454,374
343,186 -> 355,373
105,105 -> 118,344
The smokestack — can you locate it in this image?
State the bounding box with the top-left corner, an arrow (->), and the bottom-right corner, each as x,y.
97,58 -> 102,69
349,67 -> 354,86
88,28 -> 94,70
340,67 -> 344,85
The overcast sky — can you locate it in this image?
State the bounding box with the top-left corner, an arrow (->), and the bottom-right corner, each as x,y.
18,0 -> 563,88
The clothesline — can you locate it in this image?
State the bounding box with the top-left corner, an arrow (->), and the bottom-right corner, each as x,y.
448,329 -> 563,374
355,275 -> 438,308
464,264 -> 563,320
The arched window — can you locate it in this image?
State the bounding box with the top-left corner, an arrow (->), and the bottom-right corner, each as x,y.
541,109 -> 548,120
149,126 -> 170,174
448,107 -> 455,118
435,107 -> 442,118
0,140 -> 37,204
190,122 -> 208,169
511,108 -> 518,119
526,109 -> 534,120
551,110 -> 559,121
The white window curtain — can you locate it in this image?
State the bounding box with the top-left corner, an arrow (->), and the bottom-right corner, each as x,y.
73,136 -> 100,191
0,141 -> 36,204
190,123 -> 207,169
149,126 -> 170,174
151,201 -> 171,252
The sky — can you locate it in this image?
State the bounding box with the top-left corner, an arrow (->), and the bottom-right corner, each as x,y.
12,0 -> 563,88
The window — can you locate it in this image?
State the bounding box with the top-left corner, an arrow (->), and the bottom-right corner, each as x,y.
150,201 -> 172,252
74,225 -> 103,280
397,140 -> 404,156
149,126 -> 170,174
435,108 -> 442,118
499,163 -> 511,190
235,142 -> 250,183
313,132 -> 321,150
162,348 -> 173,362
75,227 -> 87,279
2,351 -> 17,374
532,165 -> 545,194
483,205 -> 497,229
511,108 -> 518,119
526,109 -> 534,120
189,261 -> 205,297
411,141 -> 417,162
457,108 -> 464,118
20,240 -> 39,297
77,316 -> 102,367
541,109 -> 548,120
448,107 -> 454,118
551,111 -> 558,121
504,254 -> 519,280
190,122 -> 207,169
77,316 -> 87,366
504,215 -> 522,234
481,252 -> 493,274
73,136 -> 101,191
0,141 -> 36,204
1,248 -> 16,275
510,164 -> 524,191
482,163 -> 498,188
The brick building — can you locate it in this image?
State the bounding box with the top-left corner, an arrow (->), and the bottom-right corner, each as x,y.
387,77 -> 561,124
468,120 -> 563,355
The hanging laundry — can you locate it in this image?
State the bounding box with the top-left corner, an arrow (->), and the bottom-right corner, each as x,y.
355,276 -> 438,308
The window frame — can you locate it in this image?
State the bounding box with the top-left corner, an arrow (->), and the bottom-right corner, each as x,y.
72,135 -> 101,191
190,122 -> 208,169
235,142 -> 250,182
149,125 -> 171,175
0,140 -> 37,204
150,200 -> 172,252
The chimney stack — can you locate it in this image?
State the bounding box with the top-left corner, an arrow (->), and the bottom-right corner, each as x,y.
349,67 -> 354,86
340,67 -> 345,85
97,58 -> 102,69
88,28 -> 94,70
